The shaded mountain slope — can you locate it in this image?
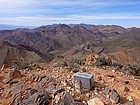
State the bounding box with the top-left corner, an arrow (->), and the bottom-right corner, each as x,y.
0,40 -> 53,67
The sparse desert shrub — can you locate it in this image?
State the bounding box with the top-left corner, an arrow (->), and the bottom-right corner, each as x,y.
13,58 -> 32,70
96,55 -> 107,66
122,64 -> 140,76
129,69 -> 137,76
68,58 -> 84,68
53,62 -> 63,67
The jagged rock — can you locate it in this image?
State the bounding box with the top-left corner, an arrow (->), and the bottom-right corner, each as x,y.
11,83 -> 23,96
59,92 -> 74,105
24,92 -> 49,105
3,78 -> 12,84
110,89 -> 120,104
85,53 -> 99,66
46,85 -> 64,96
87,98 -> 104,105
11,93 -> 23,105
31,74 -> 46,82
103,88 -> 111,95
37,76 -> 53,89
8,69 -> 22,79
24,88 -> 38,99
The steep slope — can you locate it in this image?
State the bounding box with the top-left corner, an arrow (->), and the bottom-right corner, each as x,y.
0,24 -> 140,65
0,40 -> 53,67
36,24 -> 103,48
95,34 -> 140,64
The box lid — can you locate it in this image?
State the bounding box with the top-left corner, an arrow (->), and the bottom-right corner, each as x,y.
74,72 -> 93,79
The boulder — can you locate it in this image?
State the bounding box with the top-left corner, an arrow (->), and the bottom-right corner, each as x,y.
110,89 -> 120,104
87,98 -> 104,105
24,88 -> 38,99
46,85 -> 64,96
85,53 -> 98,66
103,88 -> 111,95
8,69 -> 22,79
25,92 -> 49,105
37,76 -> 53,89
59,92 -> 74,105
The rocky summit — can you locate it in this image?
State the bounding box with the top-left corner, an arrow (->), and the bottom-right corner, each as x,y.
0,63 -> 140,105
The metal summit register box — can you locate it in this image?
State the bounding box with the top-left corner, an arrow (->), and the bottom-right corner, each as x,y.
74,72 -> 94,89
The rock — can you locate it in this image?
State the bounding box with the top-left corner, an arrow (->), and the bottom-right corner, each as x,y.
87,98 -> 104,105
103,88 -> 111,95
54,94 -> 61,104
96,76 -> 102,81
126,101 -> 134,105
85,53 -> 99,66
123,86 -> 130,92
46,85 -> 64,96
37,76 -> 53,89
24,88 -> 38,99
25,92 -> 49,105
31,74 -> 46,82
53,62 -> 61,67
110,89 -> 120,104
94,88 -> 100,95
8,69 -> 22,79
60,92 -> 74,105
11,83 -> 23,96
127,96 -> 133,102
74,80 -> 82,93
11,93 -> 23,105
1,64 -> 10,71
3,78 -> 12,84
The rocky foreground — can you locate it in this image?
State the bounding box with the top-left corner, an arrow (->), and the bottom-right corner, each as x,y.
0,66 -> 140,105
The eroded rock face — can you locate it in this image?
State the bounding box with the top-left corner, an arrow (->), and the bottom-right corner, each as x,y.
37,76 -> 54,89
24,92 -> 49,105
24,88 -> 38,99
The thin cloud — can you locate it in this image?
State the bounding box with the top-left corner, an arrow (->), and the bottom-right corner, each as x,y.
0,15 -> 140,26
0,0 -> 140,26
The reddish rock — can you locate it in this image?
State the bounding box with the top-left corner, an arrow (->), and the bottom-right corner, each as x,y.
8,69 -> 22,79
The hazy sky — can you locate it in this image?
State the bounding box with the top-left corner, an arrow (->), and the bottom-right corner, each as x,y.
0,0 -> 140,27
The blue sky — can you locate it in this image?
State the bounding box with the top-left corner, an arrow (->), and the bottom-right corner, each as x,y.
0,0 -> 140,27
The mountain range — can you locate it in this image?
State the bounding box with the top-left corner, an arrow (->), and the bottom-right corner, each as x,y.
0,24 -> 140,67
